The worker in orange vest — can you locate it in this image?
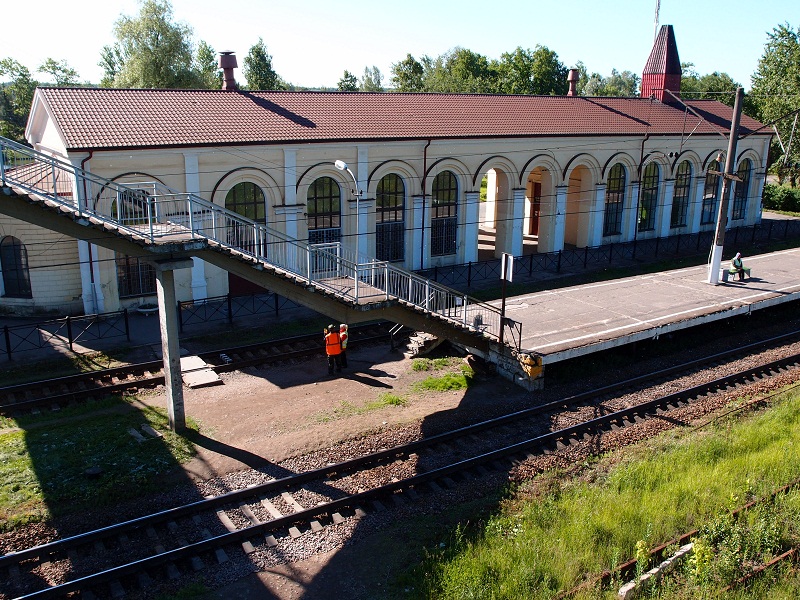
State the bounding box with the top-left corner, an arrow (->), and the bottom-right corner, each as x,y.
339,324 -> 349,368
324,324 -> 343,375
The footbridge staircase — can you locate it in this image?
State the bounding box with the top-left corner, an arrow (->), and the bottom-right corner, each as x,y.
0,137 -> 520,359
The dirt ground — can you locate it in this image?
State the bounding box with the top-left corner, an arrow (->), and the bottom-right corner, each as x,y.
135,342 -> 529,599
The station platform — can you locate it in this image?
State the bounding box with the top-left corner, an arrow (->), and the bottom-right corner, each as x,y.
500,247 -> 800,365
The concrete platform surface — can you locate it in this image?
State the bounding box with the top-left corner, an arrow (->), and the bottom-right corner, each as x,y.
499,248 -> 800,364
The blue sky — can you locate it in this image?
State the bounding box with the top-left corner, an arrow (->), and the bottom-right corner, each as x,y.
4,0 -> 794,90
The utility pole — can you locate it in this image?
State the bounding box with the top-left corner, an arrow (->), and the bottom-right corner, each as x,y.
707,86 -> 744,285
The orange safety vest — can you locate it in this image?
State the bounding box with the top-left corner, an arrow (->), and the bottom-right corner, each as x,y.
325,331 -> 342,356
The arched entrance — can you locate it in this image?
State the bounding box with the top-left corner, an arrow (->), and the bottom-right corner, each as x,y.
226,181 -> 268,295
565,164 -> 593,247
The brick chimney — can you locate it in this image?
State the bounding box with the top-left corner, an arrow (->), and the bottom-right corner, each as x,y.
567,69 -> 579,96
218,51 -> 238,91
641,25 -> 681,102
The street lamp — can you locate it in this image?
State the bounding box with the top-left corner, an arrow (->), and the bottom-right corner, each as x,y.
334,160 -> 362,255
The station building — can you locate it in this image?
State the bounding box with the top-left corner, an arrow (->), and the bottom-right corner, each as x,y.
0,26 -> 772,315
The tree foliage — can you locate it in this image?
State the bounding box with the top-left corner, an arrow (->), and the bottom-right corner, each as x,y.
0,59 -> 38,142
582,68 -> 639,97
390,54 -> 424,92
99,0 -> 211,89
680,63 -> 740,106
337,70 -> 358,92
194,40 -> 221,90
243,38 -> 284,91
750,23 -> 800,182
38,59 -> 80,86
421,47 -> 494,93
360,66 -> 384,92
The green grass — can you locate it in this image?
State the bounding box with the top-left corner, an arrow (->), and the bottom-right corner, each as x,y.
316,392 -> 409,423
0,396 -> 199,531
412,357 -> 461,372
412,365 -> 475,392
404,386 -> 800,599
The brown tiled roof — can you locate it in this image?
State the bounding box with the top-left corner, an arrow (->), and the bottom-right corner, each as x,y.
35,87 -> 768,152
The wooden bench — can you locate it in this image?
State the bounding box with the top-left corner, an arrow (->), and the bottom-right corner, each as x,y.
721,267 -> 751,282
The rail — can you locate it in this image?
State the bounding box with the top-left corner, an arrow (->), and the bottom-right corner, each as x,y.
0,137 -> 502,340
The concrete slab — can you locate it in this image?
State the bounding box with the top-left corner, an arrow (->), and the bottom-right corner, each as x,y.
497,248 -> 800,364
179,355 -> 222,388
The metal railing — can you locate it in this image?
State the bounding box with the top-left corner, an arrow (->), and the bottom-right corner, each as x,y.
0,137 -> 502,341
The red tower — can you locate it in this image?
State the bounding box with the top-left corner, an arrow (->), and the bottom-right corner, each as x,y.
641,25 -> 681,103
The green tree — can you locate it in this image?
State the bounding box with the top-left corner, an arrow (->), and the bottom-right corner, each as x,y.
0,58 -> 37,142
100,0 -> 200,88
750,23 -> 800,182
422,47 -> 494,93
493,46 -> 567,95
38,59 -> 80,86
583,68 -> 639,97
337,70 -> 358,91
194,40 -> 220,89
360,66 -> 384,92
680,63 -> 740,106
391,54 -> 424,92
243,38 -> 284,90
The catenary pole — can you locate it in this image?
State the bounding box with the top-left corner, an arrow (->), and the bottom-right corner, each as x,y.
707,86 -> 744,284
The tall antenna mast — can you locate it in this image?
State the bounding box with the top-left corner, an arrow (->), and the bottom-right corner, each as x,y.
654,0 -> 661,41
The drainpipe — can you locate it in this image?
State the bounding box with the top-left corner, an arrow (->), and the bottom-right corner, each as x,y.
80,151 -> 99,314
420,139 -> 431,271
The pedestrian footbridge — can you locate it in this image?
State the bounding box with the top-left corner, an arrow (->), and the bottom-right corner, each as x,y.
0,137 -> 531,428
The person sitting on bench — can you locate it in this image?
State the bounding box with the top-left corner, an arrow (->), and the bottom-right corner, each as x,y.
731,252 -> 747,281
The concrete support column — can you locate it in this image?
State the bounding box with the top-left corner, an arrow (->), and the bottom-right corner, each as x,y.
627,182 -> 641,241
552,185 -> 568,252
283,149 -> 297,209
78,240 -> 105,314
411,195 -> 425,270
658,179 -> 675,239
589,184 -> 606,247
464,191 -> 480,263
154,258 -> 193,432
509,188 -> 526,256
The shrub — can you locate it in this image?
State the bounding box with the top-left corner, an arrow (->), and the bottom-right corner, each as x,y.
762,183 -> 800,213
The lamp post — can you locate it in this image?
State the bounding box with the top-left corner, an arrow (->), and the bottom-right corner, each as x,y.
335,160 -> 362,256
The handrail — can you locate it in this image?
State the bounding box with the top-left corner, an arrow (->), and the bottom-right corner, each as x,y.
0,136 -> 503,340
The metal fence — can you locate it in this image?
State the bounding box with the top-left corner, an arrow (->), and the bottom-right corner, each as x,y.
421,219 -> 800,290
177,292 -> 304,332
2,311 -> 130,361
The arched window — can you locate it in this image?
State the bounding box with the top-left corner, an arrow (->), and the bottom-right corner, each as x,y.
376,173 -> 405,262
0,236 -> 32,298
225,182 -> 266,254
671,161 -> 692,228
732,159 -> 751,221
307,176 -> 341,244
603,163 -> 626,236
431,171 -> 458,256
701,159 -> 721,225
639,162 -> 659,232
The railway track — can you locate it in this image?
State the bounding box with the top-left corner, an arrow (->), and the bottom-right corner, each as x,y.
3,336 -> 799,599
0,322 -> 396,416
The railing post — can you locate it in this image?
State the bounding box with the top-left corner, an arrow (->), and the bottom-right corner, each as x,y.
124,308 -> 131,341
66,316 -> 74,351
354,265 -> 360,301
274,293 -> 280,316
4,325 -> 11,361
385,264 -> 390,300
462,296 -> 468,326
0,142 -> 6,187
188,195 -> 195,237
584,246 -> 589,268
467,261 -> 472,287
51,162 -> 58,199
147,194 -> 154,240
425,280 -> 430,311
557,250 -> 562,273
227,294 -> 233,324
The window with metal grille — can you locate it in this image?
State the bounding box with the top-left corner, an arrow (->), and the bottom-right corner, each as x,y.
603,163 -> 626,236
431,171 -> 458,256
670,160 -> 692,228
116,255 -> 156,298
732,159 -> 751,221
376,173 -> 405,261
0,236 -> 32,298
226,182 -> 266,255
307,176 -> 341,244
701,160 -> 721,225
639,162 -> 659,232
